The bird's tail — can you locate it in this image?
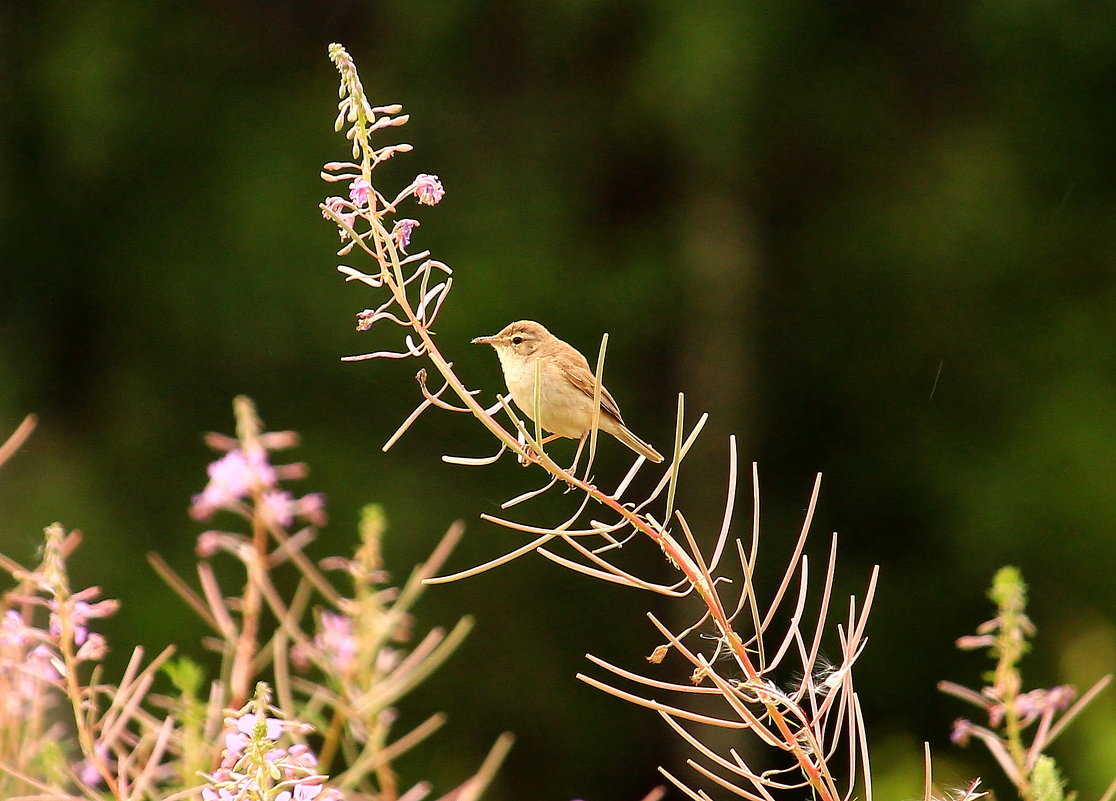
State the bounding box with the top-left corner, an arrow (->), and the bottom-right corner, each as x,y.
609,423 -> 664,463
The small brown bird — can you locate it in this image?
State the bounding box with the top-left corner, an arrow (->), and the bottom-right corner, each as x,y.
472,320 -> 664,463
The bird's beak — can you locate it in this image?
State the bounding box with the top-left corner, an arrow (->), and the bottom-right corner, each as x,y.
471,334 -> 497,345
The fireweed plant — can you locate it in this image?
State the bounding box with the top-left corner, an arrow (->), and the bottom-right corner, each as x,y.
320,43 -> 875,801
940,568 -> 1113,801
0,403 -> 512,800
319,42 -> 1113,801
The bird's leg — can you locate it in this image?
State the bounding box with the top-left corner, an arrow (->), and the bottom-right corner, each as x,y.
516,430 -> 532,466
518,433 -> 562,466
565,435 -> 600,492
564,435 -> 588,484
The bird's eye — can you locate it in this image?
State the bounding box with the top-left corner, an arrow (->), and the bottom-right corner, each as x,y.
512,336 -> 523,345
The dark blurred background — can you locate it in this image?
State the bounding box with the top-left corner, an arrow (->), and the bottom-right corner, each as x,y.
2,1 -> 1115,799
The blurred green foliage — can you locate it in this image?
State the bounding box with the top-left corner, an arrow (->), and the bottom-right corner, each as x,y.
2,1 -> 1115,799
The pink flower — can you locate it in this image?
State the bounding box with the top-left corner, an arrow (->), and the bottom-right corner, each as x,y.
295,493 -> 328,527
223,712 -> 285,763
1,610 -> 29,647
26,645 -> 58,680
391,218 -> 419,250
48,593 -> 119,647
316,611 -> 357,674
277,784 -> 325,801
201,769 -> 239,801
239,712 -> 284,741
285,743 -> 318,772
1045,684 -> 1076,709
323,197 -> 349,215
413,174 -> 444,205
223,729 -> 248,761
76,632 -> 108,662
208,723 -> 336,801
950,717 -> 973,745
76,743 -> 111,788
348,178 -> 372,207
265,746 -> 289,765
259,490 -> 327,529
260,489 -> 296,528
988,685 -> 1075,727
3,641 -> 58,715
78,758 -> 103,787
191,448 -> 276,520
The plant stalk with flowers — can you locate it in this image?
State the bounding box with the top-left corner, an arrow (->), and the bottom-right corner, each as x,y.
940,567 -> 1115,801
202,683 -> 340,801
0,519 -> 178,799
0,402 -> 511,801
322,42 -> 887,801
158,395 -> 513,800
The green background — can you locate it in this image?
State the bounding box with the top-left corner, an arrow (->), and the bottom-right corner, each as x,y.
2,2 -> 1115,799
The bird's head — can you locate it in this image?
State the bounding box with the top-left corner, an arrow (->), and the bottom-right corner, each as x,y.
471,320 -> 551,357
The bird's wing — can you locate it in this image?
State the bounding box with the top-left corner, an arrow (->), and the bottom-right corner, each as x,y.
561,359 -> 625,424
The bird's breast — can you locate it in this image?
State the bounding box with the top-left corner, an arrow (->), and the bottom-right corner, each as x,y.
499,354 -> 595,439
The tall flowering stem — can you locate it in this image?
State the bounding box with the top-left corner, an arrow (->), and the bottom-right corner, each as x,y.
0,522 -> 178,800
185,395 -> 322,707
324,43 -> 879,801
159,395 -> 512,801
45,524 -> 123,795
202,683 -> 342,801
940,567 -> 1112,801
235,398 -> 270,706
